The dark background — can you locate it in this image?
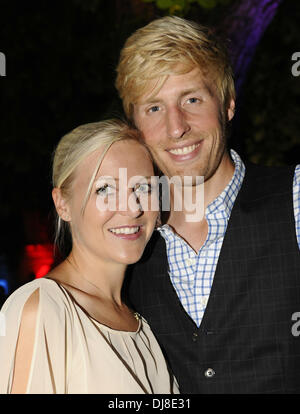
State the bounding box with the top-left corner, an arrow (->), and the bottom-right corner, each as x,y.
0,0 -> 299,302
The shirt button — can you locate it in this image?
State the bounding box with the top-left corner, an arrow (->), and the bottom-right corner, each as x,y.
186,257 -> 196,266
204,368 -> 215,378
192,332 -> 198,342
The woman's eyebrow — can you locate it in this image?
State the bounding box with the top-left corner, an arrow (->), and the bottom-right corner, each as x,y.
96,176 -> 154,182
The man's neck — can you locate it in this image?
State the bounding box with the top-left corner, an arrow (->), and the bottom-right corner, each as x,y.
203,151 -> 235,208
167,151 -> 235,229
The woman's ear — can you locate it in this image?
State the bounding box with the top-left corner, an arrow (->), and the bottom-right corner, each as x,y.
52,188 -> 71,222
227,99 -> 235,121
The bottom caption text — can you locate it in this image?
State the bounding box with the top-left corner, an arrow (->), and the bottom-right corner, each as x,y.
108,397 -> 191,411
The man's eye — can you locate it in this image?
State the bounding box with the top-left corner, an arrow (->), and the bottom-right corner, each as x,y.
187,97 -> 199,104
96,184 -> 115,196
148,105 -> 160,113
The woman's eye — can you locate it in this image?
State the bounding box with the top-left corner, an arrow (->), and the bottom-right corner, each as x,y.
135,183 -> 152,194
96,184 -> 115,196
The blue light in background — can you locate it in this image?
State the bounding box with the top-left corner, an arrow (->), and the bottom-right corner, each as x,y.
0,279 -> 8,295
0,254 -> 10,295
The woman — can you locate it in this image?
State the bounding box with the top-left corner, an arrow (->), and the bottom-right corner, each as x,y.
0,119 -> 179,394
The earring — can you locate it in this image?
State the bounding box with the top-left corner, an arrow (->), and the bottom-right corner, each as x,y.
62,213 -> 70,222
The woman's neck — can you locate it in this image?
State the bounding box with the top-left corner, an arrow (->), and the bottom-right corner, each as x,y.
51,248 -> 127,305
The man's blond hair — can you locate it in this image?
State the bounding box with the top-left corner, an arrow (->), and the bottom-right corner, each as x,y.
116,16 -> 235,120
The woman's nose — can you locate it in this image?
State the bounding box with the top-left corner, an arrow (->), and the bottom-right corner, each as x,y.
118,189 -> 143,218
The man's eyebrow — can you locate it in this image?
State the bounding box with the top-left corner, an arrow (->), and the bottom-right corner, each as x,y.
180,86 -> 211,97
140,86 -> 209,105
139,97 -> 164,106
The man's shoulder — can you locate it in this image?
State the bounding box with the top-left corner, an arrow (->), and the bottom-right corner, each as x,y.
244,161 -> 296,188
245,161 -> 296,176
237,161 -> 296,207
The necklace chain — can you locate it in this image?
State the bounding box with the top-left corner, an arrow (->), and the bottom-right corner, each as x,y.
65,257 -> 139,320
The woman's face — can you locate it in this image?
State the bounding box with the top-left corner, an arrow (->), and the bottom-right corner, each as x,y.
65,140 -> 158,265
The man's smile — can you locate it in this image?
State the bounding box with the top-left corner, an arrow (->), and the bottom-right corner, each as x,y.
166,140 -> 203,162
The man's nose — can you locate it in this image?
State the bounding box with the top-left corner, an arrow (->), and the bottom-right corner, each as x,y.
166,106 -> 190,140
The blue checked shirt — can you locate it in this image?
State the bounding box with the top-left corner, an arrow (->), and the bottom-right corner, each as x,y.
158,150 -> 300,327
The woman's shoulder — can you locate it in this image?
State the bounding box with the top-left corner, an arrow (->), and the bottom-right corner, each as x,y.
1,278 -> 73,322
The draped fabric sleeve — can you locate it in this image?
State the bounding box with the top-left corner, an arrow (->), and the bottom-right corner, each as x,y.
0,280 -> 73,394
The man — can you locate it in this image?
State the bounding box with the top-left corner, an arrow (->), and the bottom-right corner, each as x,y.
116,16 -> 300,393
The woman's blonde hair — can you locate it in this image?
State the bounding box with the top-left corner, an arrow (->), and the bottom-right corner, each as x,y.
116,16 -> 235,120
52,118 -> 142,258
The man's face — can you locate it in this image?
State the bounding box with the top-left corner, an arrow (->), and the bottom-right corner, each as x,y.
133,67 -> 234,183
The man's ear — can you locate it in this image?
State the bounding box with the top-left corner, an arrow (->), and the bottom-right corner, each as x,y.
227,99 -> 235,121
52,188 -> 71,222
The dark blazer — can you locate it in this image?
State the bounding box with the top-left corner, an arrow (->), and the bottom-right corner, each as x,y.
125,163 -> 300,393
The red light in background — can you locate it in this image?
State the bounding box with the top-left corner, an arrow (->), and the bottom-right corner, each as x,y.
25,244 -> 54,279
35,264 -> 52,278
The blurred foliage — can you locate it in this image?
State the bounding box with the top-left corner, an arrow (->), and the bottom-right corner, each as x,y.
142,0 -> 234,16
237,0 -> 300,165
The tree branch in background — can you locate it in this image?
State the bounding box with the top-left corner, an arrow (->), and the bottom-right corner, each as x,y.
219,0 -> 283,94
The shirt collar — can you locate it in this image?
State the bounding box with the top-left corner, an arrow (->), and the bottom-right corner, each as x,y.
157,149 -> 245,236
206,149 -> 245,218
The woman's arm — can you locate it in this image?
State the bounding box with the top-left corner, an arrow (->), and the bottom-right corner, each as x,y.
10,288 -> 40,394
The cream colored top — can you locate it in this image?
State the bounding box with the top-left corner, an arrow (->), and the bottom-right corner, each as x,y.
0,278 -> 179,394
